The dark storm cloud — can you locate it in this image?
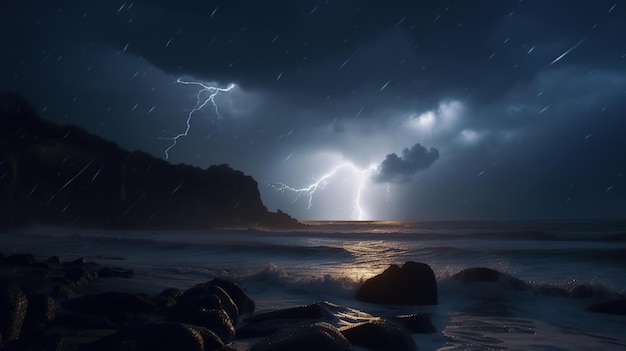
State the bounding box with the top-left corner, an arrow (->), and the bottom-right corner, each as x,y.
4,0 -> 625,110
2,0 -> 625,220
373,143 -> 439,183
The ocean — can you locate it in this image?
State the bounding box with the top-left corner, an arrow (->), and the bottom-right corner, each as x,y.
1,220 -> 625,350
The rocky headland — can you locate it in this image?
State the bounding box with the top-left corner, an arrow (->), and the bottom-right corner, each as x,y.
0,92 -> 301,229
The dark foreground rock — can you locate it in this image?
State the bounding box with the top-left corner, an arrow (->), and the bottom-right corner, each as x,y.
209,278 -> 256,315
238,303 -> 334,339
452,267 -> 527,290
0,283 -> 28,342
392,313 -> 437,334
74,322 -> 225,351
0,252 -> 258,350
250,322 -> 353,351
62,291 -> 157,318
355,261 -> 438,305
587,298 -> 626,315
340,319 -> 417,351
0,91 -> 302,229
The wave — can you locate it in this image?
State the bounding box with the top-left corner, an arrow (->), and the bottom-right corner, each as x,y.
297,220 -> 626,243
60,232 -> 355,262
438,271 -> 625,302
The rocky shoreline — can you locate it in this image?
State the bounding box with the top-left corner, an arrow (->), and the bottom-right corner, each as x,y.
0,252 -> 438,351
1,251 -> 624,351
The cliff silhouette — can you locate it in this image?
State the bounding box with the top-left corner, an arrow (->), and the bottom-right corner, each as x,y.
0,92 -> 301,229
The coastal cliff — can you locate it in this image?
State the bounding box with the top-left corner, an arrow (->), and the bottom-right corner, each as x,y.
0,92 -> 301,229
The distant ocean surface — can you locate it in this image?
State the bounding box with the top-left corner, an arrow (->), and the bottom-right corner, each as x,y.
2,220 -> 625,350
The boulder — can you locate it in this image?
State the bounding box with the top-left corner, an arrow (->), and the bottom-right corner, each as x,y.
64,267 -> 98,286
0,283 -> 28,340
245,303 -> 332,323
392,313 -> 436,334
3,253 -> 36,266
135,322 -> 224,351
0,282 -> 28,342
23,290 -> 57,328
171,308 -> 235,344
177,283 -> 239,323
158,288 -> 184,299
62,292 -> 156,319
340,319 -> 416,351
75,322 -> 224,351
47,313 -> 118,330
355,261 -> 437,305
51,283 -> 73,299
209,278 -> 255,314
239,303 -> 334,339
452,267 -> 527,290
587,299 -> 626,315
452,267 -> 500,283
47,256 -> 62,264
251,322 -> 353,351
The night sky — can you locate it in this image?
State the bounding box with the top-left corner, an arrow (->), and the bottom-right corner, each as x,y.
2,1 -> 625,221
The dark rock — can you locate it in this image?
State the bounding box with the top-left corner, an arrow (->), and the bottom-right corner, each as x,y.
64,267 -> 98,286
77,322 -> 224,351
63,291 -> 156,317
47,256 -> 62,264
452,267 -> 528,291
153,288 -> 183,309
237,320 -> 284,339
151,295 -> 178,310
47,313 -> 118,329
246,303 -> 332,324
452,267 -> 500,283
355,261 -> 437,305
63,257 -> 89,268
207,285 -> 239,323
23,290 -> 57,328
176,292 -> 222,312
340,319 -> 417,351
177,283 -> 239,322
588,298 -> 626,315
251,322 -> 353,351
98,267 -> 135,278
239,303 -> 334,339
51,283 -> 73,299
184,324 -> 225,351
392,313 -> 436,334
171,308 -> 235,344
158,288 -> 184,299
135,322 -> 224,351
0,282 -> 28,342
210,278 -> 255,314
4,253 -> 36,266
12,327 -> 66,351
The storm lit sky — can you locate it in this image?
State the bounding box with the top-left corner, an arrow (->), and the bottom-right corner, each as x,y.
2,1 -> 625,221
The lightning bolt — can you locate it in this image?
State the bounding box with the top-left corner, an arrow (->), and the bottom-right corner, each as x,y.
272,162 -> 377,220
161,78 -> 236,160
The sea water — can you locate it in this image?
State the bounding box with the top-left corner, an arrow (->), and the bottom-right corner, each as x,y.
1,220 -> 625,350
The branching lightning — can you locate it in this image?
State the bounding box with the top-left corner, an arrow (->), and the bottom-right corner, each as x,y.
272,162 -> 377,220
161,78 -> 235,159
